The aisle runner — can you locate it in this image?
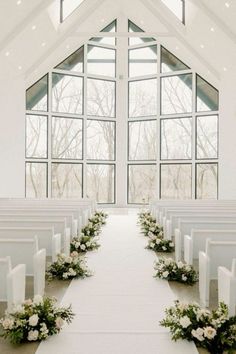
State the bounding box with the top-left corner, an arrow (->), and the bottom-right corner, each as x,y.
36,213 -> 198,354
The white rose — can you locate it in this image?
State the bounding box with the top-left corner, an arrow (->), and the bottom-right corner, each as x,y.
28,330 -> 39,341
33,295 -> 43,305
63,272 -> 68,279
150,242 -> 155,248
179,316 -> 191,328
80,244 -> 86,251
203,326 -> 216,339
177,261 -> 184,269
165,258 -> 172,266
65,256 -> 72,264
162,246 -> 167,251
162,271 -> 169,278
40,323 -> 48,334
182,275 -> 187,282
75,242 -> 80,248
191,328 -> 204,341
86,242 -> 91,247
156,238 -> 161,245
71,251 -> 79,258
55,317 -> 64,329
170,242 -> 174,247
1,318 -> 14,330
29,314 -> 39,327
69,268 -> 76,276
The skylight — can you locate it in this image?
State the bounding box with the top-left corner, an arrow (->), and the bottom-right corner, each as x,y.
161,0 -> 185,24
60,0 -> 85,22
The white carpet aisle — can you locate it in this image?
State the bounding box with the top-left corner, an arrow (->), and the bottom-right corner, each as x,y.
36,213 -> 198,354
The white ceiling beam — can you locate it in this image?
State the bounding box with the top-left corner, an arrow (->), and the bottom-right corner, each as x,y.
143,0 -> 220,79
0,0 -> 55,52
71,32 -> 171,37
188,0 -> 236,45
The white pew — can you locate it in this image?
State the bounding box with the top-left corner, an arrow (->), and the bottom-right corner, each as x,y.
7,264 -> 26,312
175,220 -> 236,261
0,238 -> 46,296
163,210 -> 236,239
184,230 -> 236,265
0,256 -> 11,301
218,259 -> 236,317
0,227 -> 61,261
199,239 -> 236,307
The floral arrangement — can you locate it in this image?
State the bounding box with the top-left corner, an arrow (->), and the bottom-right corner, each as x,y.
91,210 -> 108,225
0,295 -> 74,344
160,301 -> 236,354
138,211 -> 156,225
70,234 -> 100,253
81,222 -> 101,238
154,258 -> 198,285
46,252 -> 92,280
147,237 -> 174,253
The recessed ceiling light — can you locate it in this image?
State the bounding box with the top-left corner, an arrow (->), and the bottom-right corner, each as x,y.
32,25 -> 36,30
101,18 -> 105,23
16,0 -> 22,5
200,44 -> 204,49
175,46 -> 179,50
223,67 -> 227,71
140,20 -> 144,24
18,65 -> 22,70
5,51 -> 10,57
66,44 -> 70,49
225,2 -> 230,8
41,42 -> 46,47
210,27 -> 215,32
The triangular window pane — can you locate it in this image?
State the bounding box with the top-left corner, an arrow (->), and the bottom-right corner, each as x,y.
128,20 -> 155,46
55,46 -> 84,72
26,74 -> 48,112
161,46 -> 189,73
91,20 -> 116,46
196,75 -> 219,112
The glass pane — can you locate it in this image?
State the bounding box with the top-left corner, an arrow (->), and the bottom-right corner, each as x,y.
129,46 -> 157,77
52,117 -> 83,159
196,75 -> 219,112
128,20 -> 154,46
161,74 -> 192,115
161,118 -> 192,160
26,115 -> 47,158
87,164 -> 115,203
61,0 -> 85,21
129,79 -> 157,118
161,164 -> 192,199
26,75 -> 48,112
87,79 -> 115,117
87,120 -> 115,160
128,164 -> 156,204
91,20 -> 116,46
129,120 -> 157,160
51,163 -> 82,198
55,46 -> 84,72
161,46 -> 189,73
161,0 -> 184,22
197,115 -> 218,159
26,163 -> 47,198
87,45 -> 116,77
196,163 -> 218,199
52,74 -> 83,114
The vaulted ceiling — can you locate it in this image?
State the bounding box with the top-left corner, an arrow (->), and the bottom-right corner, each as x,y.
0,0 -> 236,88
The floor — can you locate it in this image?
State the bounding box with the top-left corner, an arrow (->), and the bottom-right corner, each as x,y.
0,210 -> 218,354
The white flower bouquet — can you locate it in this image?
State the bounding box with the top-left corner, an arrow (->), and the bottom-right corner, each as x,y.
70,234 -> 100,253
90,211 -> 108,225
0,295 -> 74,344
160,301 -> 236,354
46,252 -> 92,280
81,222 -> 101,238
147,237 -> 174,253
154,258 -> 198,285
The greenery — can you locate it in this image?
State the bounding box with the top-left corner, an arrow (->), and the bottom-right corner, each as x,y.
46,252 -> 92,280
160,301 -> 236,354
154,258 -> 198,285
147,238 -> 174,253
0,295 -> 74,344
138,211 -> 163,238
70,234 -> 100,253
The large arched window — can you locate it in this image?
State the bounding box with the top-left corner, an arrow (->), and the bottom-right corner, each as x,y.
25,18 -> 219,205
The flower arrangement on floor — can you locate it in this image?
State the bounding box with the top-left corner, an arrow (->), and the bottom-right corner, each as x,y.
160,301 -> 236,354
46,252 -> 92,280
147,237 -> 174,253
70,234 -> 100,253
154,258 -> 198,285
138,211 -> 156,225
91,210 -> 108,225
0,295 -> 74,344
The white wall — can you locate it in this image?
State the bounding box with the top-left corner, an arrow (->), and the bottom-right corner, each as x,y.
0,63 -> 25,197
219,66 -> 236,199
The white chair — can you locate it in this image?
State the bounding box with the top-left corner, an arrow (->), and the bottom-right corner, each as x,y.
7,264 -> 26,312
199,239 -> 236,307
0,256 -> 11,301
184,229 -> 236,265
218,259 -> 236,317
